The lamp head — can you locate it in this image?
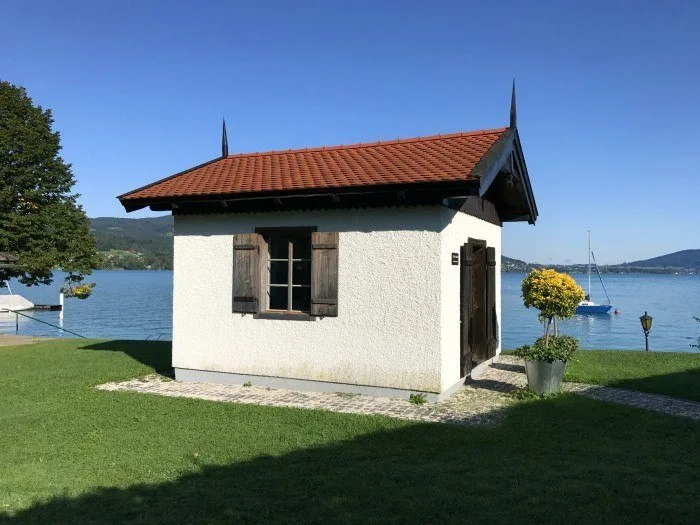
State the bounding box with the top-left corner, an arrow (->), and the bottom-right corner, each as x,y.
639,311 -> 653,333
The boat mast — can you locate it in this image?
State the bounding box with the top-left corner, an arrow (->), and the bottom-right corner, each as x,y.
587,229 -> 591,299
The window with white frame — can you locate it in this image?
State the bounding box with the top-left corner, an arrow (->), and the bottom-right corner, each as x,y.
266,231 -> 312,312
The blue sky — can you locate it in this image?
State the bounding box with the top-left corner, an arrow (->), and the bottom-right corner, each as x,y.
2,0 -> 698,264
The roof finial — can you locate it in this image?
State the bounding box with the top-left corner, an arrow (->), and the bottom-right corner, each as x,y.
509,79 -> 517,128
221,118 -> 229,157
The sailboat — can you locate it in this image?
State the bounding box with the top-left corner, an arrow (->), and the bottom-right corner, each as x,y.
575,231 -> 613,315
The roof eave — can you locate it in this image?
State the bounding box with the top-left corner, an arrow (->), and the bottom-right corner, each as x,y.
117,156 -> 227,201
118,179 -> 482,213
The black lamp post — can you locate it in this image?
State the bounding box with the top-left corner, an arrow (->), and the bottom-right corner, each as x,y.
639,311 -> 653,352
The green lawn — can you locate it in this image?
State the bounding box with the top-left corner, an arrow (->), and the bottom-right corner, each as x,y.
0,340 -> 698,524
564,350 -> 700,401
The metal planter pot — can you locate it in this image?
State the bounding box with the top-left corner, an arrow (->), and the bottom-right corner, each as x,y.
524,360 -> 567,395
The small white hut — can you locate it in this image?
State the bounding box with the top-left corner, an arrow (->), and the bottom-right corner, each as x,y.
119,91 -> 537,401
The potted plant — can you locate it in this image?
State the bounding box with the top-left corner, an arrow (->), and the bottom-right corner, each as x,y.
514,268 -> 585,394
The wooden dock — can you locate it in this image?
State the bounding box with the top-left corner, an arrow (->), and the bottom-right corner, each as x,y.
31,304 -> 63,311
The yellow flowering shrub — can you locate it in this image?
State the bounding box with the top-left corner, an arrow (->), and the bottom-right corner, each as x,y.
522,268 -> 584,320
62,282 -> 94,299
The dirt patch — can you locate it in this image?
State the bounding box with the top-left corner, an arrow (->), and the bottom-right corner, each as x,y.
0,334 -> 51,347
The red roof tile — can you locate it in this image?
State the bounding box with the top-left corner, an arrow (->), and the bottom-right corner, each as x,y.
119,128 -> 507,203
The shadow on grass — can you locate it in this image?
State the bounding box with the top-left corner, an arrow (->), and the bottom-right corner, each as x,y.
81,340 -> 174,377
565,351 -> 700,402
2,396 -> 697,524
604,368 -> 700,402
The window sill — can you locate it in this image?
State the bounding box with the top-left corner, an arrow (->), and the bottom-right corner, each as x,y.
253,311 -> 314,321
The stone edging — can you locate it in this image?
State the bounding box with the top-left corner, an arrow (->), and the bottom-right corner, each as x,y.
96,356 -> 700,425
97,374 -> 515,427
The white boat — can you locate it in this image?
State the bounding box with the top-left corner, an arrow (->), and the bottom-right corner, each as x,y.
0,281 -> 34,312
575,231 -> 613,315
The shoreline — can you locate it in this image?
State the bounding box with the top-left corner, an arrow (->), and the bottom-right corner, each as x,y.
0,334 -> 51,346
93,267 -> 697,275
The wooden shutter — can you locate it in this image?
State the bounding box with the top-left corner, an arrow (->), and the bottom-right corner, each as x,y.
310,232 -> 339,317
460,243 -> 473,376
232,233 -> 261,313
486,246 -> 498,358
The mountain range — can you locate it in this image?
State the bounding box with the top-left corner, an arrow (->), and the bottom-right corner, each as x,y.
89,216 -> 698,274
502,251 -> 699,274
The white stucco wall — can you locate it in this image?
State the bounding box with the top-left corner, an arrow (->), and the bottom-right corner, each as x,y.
172,206 -> 448,393
438,209 -> 501,390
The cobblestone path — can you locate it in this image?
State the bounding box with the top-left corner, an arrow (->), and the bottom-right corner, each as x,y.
97,356 -> 700,425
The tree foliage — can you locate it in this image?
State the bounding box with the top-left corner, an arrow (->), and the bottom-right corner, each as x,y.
0,81 -> 98,296
521,268 -> 585,344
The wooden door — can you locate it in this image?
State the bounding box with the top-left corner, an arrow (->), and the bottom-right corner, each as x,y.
459,244 -> 472,377
460,239 -> 489,377
470,244 -> 488,364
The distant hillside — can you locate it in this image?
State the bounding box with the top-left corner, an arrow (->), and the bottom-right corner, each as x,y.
90,216 -> 173,270
89,216 -> 697,274
622,250 -> 700,271
501,256 -> 531,272
501,250 -> 698,275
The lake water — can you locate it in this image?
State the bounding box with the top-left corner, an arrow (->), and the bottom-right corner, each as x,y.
1,271 -> 699,352
503,273 -> 699,351
0,271 -> 173,341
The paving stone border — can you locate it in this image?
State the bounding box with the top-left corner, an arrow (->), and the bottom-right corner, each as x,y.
97,374 -> 516,427
97,356 -> 700,425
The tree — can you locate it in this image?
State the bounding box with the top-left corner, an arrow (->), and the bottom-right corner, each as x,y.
521,268 -> 585,345
0,81 -> 99,296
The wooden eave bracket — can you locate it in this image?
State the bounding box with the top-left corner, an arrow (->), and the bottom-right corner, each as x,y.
474,128 -> 538,224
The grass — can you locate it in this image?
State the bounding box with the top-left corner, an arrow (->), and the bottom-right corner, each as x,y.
503,348 -> 700,401
0,340 -> 698,524
564,350 -> 700,401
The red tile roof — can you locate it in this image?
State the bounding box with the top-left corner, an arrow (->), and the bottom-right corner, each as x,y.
119,128 -> 507,204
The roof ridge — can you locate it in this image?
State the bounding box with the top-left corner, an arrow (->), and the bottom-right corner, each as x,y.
224,127 -> 508,159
